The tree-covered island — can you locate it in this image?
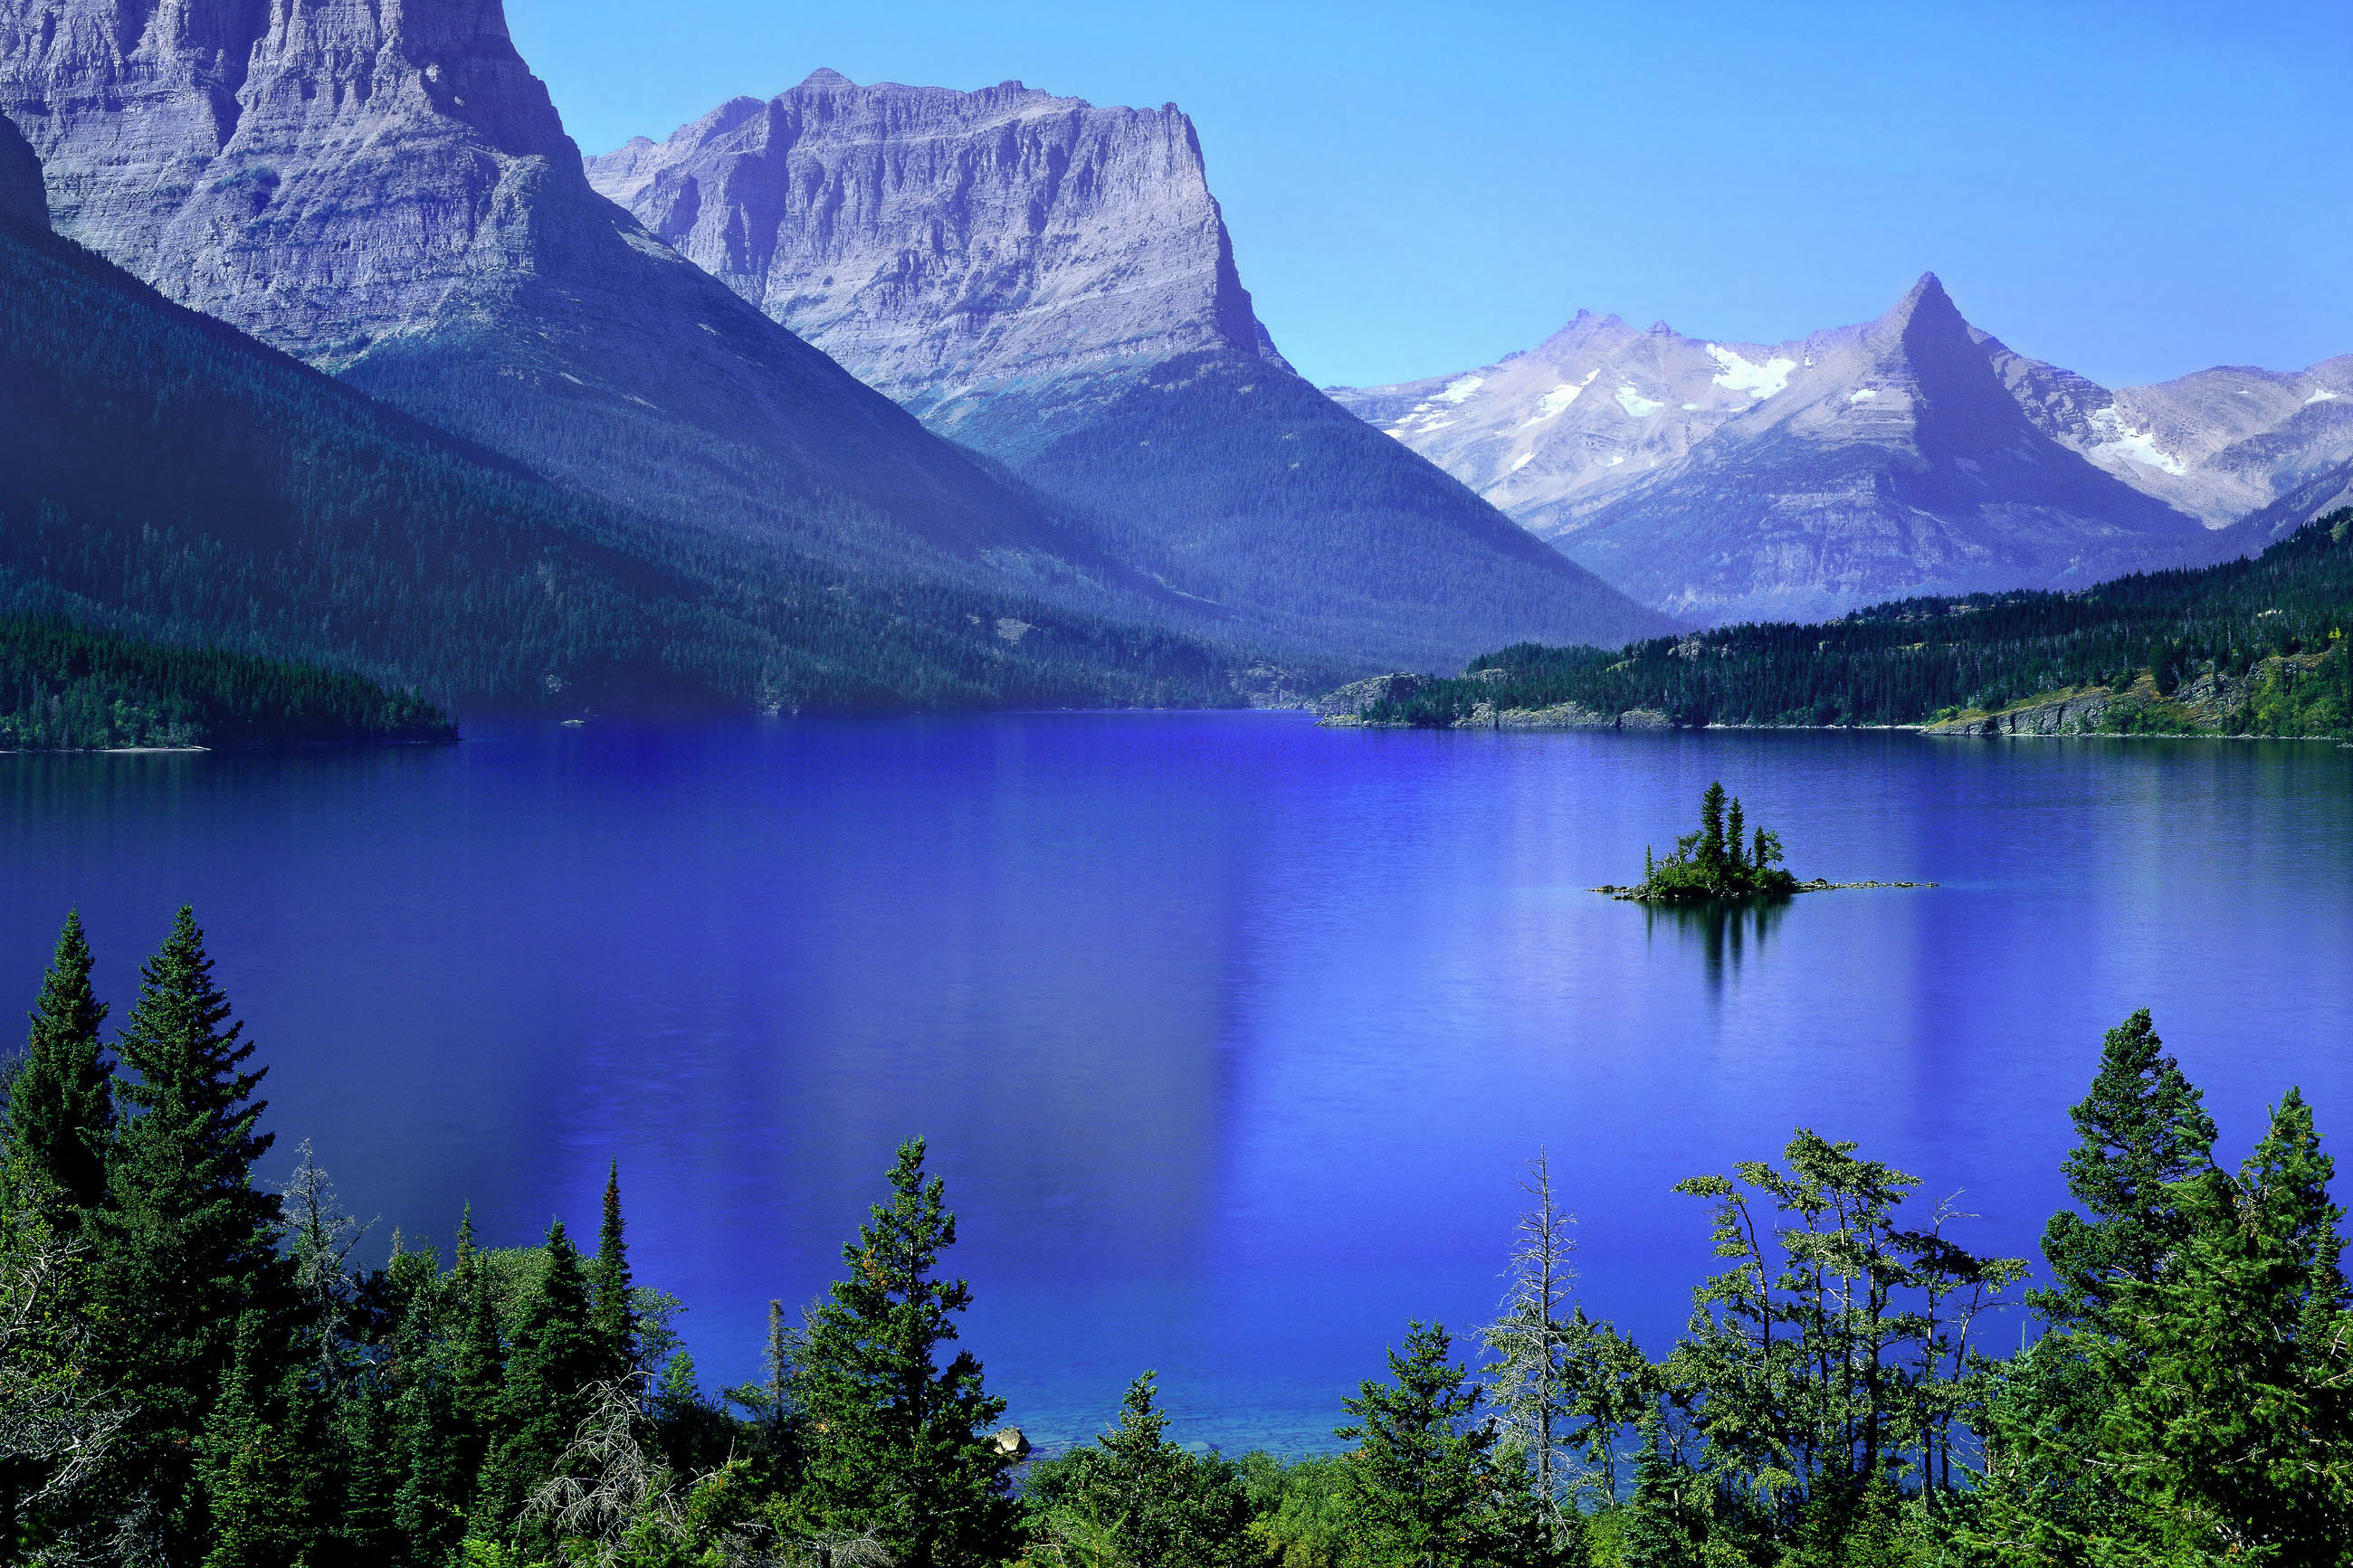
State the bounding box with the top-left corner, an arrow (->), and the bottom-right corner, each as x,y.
1596,783 -> 1932,902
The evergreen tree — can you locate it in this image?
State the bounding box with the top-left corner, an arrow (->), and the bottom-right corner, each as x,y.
1337,1321 -> 1545,1568
1026,1373 -> 1254,1568
3,911 -> 113,1214
196,1312 -> 309,1568
2040,1008 -> 2219,1320
2094,1089 -> 2353,1557
480,1221 -> 602,1546
795,1137 -> 1017,1568
589,1160 -> 637,1383
90,907 -> 290,1554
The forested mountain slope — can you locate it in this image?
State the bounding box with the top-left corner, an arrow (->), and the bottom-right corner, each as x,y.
0,616 -> 453,749
1338,510 -> 2353,738
0,212 -> 1245,715
588,71 -> 1672,665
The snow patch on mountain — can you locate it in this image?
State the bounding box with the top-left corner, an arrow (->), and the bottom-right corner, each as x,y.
1707,345 -> 1797,399
1615,385 -> 1665,417
2089,409 -> 2188,476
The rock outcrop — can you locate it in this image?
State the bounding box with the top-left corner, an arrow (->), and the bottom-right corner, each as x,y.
0,0 -> 1074,564
1333,278 -> 2219,623
0,109 -> 43,228
588,71 -> 1674,668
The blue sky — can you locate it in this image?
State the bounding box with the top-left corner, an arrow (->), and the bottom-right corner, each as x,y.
509,0 -> 2352,391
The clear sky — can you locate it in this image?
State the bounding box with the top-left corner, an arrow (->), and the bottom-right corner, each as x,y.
507,0 -> 2352,392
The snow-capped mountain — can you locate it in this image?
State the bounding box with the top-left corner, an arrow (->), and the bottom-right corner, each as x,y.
1333,277 -> 2221,623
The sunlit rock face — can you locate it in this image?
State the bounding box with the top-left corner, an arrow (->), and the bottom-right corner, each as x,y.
1333,277 -> 2225,623
0,0 -> 1067,557
587,70 -> 1288,452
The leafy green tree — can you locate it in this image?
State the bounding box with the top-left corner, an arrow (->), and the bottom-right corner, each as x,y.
794,1137 -> 1016,1568
1336,1321 -> 1544,1568
480,1221 -> 603,1544
1025,1372 -> 1254,1568
90,907 -> 291,1553
3,911 -> 113,1215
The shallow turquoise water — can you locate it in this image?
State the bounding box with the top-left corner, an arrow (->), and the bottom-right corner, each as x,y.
5,715 -> 2349,1451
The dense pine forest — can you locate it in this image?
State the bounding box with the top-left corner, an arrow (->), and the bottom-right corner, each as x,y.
1349,511 -> 2353,737
4,911 -> 2348,1565
0,216 -> 1270,719
0,617 -> 453,749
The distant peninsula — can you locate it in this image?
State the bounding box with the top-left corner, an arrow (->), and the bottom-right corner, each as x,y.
1315,511 -> 2353,741
0,616 -> 455,751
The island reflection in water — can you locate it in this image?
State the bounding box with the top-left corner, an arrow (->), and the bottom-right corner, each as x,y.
1641,893 -> 1792,982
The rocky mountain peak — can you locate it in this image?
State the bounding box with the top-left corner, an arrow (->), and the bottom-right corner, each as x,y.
585,71 -> 1287,439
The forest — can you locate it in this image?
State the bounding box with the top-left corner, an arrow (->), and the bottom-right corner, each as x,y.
0,617 -> 453,750
1353,511 -> 2353,738
0,218 -> 1262,720
4,910 -> 2348,1566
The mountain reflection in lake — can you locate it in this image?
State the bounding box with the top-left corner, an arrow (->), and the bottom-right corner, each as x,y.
5,716 -> 2349,1452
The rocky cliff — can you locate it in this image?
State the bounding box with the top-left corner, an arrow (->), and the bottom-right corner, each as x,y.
588,71 -> 1672,666
1333,277 -> 2219,623
0,0 -> 1076,565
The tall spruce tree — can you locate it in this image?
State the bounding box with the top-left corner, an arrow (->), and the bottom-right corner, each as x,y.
91,907 -> 289,1553
1029,1373 -> 1254,1568
4,911 -> 113,1214
589,1161 -> 637,1383
480,1221 -> 601,1545
2040,1008 -> 2219,1320
195,1312 -> 310,1568
795,1137 -> 1017,1568
1337,1322 -> 1544,1568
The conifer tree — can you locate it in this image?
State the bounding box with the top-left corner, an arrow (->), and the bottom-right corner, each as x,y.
91,907 -> 289,1552
1337,1322 -> 1544,1568
196,1313 -> 309,1568
2040,1008 -> 2219,1320
589,1160 -> 637,1383
1031,1373 -> 1253,1568
3,911 -> 113,1214
445,1204 -> 506,1501
481,1221 -> 601,1545
796,1137 -> 1017,1568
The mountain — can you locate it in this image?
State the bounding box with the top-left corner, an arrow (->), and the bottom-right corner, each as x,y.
1330,277 -> 2220,623
1988,348 -> 2353,527
0,178 -> 1243,714
0,108 -> 39,225
0,0 -> 1110,577
586,71 -> 1672,665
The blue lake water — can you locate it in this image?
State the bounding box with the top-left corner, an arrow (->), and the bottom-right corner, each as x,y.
5,714 -> 2350,1452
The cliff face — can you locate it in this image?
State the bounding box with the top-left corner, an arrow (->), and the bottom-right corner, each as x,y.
0,0 -> 1071,560
589,71 -> 1673,666
589,71 -> 1286,445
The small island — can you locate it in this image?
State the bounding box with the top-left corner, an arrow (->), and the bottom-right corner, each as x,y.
1596,782 -> 1934,901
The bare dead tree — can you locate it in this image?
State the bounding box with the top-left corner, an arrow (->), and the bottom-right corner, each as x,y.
1482,1147 -> 1581,1535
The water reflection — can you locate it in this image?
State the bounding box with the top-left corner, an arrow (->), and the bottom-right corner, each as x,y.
1642,895 -> 1792,984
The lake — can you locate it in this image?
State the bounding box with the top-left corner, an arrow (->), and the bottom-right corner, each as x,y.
4,715 -> 2349,1452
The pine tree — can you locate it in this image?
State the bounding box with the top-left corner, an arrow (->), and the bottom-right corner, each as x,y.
3,911 -> 113,1214
480,1221 -> 601,1545
1338,1322 -> 1544,1568
2040,1009 -> 2219,1320
1038,1372 -> 1254,1568
91,906 -> 290,1553
446,1204 -> 506,1501
795,1137 -> 1017,1568
589,1160 -> 636,1383
2094,1089 -> 2353,1555
1698,783 -> 1729,877
196,1313 -> 308,1568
